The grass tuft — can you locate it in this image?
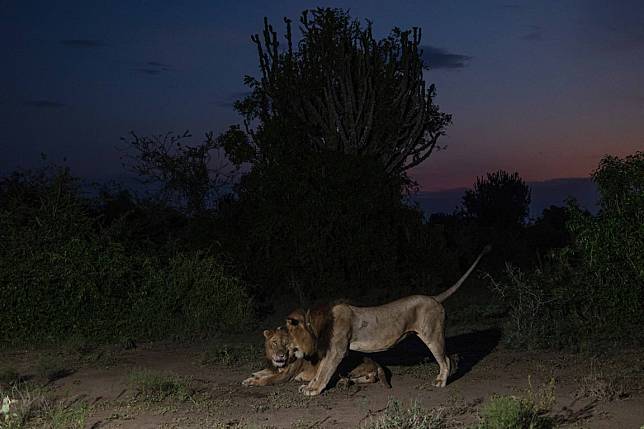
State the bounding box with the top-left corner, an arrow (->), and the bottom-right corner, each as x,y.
362,399 -> 449,429
573,366 -> 627,402
128,369 -> 194,402
201,343 -> 262,368
35,354 -> 72,383
1,382 -> 89,429
474,395 -> 553,429
39,399 -> 89,429
0,367 -> 20,387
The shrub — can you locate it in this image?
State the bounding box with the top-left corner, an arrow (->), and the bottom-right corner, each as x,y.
0,367 -> 19,387
475,395 -> 553,429
200,343 -> 263,367
167,253 -> 253,333
488,260 -> 579,349
573,362 -> 628,402
489,152 -> 644,349
362,399 -> 448,429
0,383 -> 89,429
128,369 -> 193,402
35,354 -> 72,383
0,168 -> 253,347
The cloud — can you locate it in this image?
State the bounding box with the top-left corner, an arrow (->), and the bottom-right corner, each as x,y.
24,100 -> 66,109
420,45 -> 471,69
520,26 -> 542,41
147,61 -> 171,69
134,61 -> 172,76
60,39 -> 105,48
135,68 -> 162,75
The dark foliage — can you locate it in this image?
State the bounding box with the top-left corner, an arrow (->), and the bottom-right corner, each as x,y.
491,152 -> 644,349
527,205 -> 572,254
462,170 -> 531,229
214,8 -> 454,300
219,8 -> 452,176
460,170 -> 532,269
0,167 -> 252,346
122,130 -> 234,214
1,8 -> 639,354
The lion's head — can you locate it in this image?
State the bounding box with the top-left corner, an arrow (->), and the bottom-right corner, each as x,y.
285,308 -> 317,359
263,327 -> 291,368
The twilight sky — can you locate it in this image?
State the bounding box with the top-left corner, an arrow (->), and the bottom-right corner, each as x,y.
2,0 -> 643,191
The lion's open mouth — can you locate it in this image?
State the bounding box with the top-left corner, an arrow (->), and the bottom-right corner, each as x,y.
272,356 -> 287,367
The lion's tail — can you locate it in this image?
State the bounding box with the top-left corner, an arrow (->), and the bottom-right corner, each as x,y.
433,245 -> 492,303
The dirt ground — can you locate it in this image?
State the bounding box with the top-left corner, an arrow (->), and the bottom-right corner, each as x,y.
3,326 -> 643,429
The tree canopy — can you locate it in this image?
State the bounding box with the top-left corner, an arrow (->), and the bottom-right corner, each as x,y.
219,7 -> 451,181
462,170 -> 531,229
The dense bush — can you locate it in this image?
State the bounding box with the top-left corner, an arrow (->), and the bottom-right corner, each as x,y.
462,170 -> 531,230
213,8 -> 454,301
490,152 -> 644,349
0,168 -> 252,346
216,153 -> 438,301
475,395 -> 553,429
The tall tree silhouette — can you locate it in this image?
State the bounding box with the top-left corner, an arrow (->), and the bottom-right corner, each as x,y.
462,170 -> 531,230
219,7 -> 451,180
216,8 -> 451,298
122,131 -> 233,214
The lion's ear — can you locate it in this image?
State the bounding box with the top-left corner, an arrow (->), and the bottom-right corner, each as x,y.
286,308 -> 306,326
263,329 -> 273,339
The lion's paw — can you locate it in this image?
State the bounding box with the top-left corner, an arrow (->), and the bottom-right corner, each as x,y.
299,385 -> 321,396
242,376 -> 259,386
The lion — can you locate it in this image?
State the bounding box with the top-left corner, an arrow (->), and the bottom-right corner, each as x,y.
242,326 -> 389,388
286,245 -> 491,396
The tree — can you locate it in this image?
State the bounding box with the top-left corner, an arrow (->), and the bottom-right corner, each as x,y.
216,8 -> 451,299
568,151 -> 644,286
462,170 -> 531,230
122,131 -> 234,214
219,7 -> 451,181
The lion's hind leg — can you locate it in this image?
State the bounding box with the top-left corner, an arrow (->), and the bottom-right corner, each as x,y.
418,335 -> 450,387
417,308 -> 451,387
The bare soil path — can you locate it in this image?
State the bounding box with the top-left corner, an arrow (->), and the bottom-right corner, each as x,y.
3,328 -> 643,428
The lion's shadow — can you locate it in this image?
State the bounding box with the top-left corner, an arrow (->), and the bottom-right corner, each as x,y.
365,328 -> 501,384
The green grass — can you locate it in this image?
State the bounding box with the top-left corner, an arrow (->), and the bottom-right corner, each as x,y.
0,366 -> 20,386
128,369 -> 194,402
35,354 -> 72,383
473,395 -> 553,429
361,399 -> 450,429
573,366 -> 627,402
200,343 -> 263,368
0,382 -> 89,429
38,400 -> 89,429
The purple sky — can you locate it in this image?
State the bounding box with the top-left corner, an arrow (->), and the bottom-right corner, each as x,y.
2,0 -> 643,191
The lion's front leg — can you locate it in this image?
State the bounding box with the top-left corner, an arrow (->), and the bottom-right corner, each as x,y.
299,348 -> 347,396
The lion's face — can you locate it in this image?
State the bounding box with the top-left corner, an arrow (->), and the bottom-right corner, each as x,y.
263,327 -> 291,368
286,309 -> 317,359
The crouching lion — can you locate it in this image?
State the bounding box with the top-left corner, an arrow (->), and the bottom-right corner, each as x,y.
242,326 -> 389,388
286,245 -> 491,396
